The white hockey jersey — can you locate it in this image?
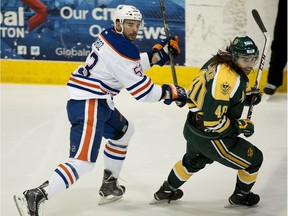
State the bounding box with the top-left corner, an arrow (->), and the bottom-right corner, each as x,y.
67,27 -> 163,102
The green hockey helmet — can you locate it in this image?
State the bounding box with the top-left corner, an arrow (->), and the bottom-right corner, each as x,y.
230,36 -> 259,60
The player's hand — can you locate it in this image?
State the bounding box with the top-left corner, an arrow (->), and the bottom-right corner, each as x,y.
161,84 -> 187,107
152,36 -> 180,66
237,119 -> 254,137
245,87 -> 262,106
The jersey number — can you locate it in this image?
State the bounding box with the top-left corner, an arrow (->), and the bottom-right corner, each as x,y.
188,75 -> 206,109
133,64 -> 143,77
78,52 -> 98,77
214,105 -> 228,118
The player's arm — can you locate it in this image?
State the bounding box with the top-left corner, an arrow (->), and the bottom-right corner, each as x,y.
201,89 -> 255,138
199,92 -> 233,134
111,60 -> 186,106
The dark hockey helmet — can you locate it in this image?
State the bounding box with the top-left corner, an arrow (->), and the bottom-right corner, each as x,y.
230,36 -> 259,60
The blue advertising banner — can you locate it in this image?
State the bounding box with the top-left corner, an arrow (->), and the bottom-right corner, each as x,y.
1,0 -> 185,65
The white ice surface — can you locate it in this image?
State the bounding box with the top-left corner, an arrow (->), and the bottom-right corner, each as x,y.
1,84 -> 287,216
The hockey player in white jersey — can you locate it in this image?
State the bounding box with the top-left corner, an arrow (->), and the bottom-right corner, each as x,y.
13,4 -> 186,216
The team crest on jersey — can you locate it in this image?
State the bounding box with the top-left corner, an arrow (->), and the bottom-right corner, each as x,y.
220,82 -> 231,95
247,147 -> 253,157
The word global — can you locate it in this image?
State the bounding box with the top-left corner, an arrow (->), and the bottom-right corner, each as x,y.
55,48 -> 90,57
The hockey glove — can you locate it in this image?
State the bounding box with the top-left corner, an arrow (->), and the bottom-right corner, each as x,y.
245,87 -> 262,106
152,36 -> 180,66
161,84 -> 187,107
237,119 -> 254,137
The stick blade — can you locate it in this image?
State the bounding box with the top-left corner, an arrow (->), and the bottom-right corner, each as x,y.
252,9 -> 267,33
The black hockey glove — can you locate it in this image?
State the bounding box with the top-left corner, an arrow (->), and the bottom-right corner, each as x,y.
236,119 -> 254,137
152,36 -> 180,66
161,84 -> 187,107
245,87 -> 262,106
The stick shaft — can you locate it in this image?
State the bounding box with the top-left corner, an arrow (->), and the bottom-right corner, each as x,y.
247,10 -> 269,120
159,0 -> 178,85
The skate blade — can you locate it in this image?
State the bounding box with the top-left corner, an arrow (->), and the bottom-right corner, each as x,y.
149,198 -> 169,205
224,202 -> 258,208
224,203 -> 249,208
98,195 -> 123,205
13,195 -> 29,216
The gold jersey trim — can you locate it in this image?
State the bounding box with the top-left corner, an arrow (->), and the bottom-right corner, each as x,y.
211,65 -> 241,101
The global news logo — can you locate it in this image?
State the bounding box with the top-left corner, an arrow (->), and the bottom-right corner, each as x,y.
17,45 -> 40,56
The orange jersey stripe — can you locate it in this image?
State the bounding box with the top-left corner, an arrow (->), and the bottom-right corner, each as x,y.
59,164 -> 74,184
130,78 -> 152,96
77,99 -> 96,161
69,77 -> 107,94
106,144 -> 127,155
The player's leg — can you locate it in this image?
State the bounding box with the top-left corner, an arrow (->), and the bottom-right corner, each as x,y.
14,160 -> 96,216
207,137 -> 263,206
14,99 -> 107,215
98,108 -> 134,204
102,108 -> 134,178
153,126 -> 214,203
48,99 -> 107,195
153,154 -> 213,203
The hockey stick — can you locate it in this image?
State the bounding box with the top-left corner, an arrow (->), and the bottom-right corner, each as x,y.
159,0 -> 178,85
246,9 -> 269,120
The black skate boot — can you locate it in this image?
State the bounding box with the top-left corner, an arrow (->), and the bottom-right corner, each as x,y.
13,181 -> 49,216
152,181 -> 183,204
98,169 -> 125,205
227,186 -> 260,207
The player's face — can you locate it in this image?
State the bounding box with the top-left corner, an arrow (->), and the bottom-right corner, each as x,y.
236,55 -> 258,75
122,20 -> 141,42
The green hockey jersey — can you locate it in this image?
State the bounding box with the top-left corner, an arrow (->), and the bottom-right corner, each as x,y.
186,59 -> 248,138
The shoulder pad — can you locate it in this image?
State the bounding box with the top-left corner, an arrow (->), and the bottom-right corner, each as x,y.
212,64 -> 240,101
100,28 -> 140,61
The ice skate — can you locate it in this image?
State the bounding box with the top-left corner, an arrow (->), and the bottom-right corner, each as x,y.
98,169 -> 125,205
225,186 -> 260,208
13,181 -> 48,216
150,181 -> 183,204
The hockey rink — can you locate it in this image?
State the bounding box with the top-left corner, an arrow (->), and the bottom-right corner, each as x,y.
1,84 -> 287,216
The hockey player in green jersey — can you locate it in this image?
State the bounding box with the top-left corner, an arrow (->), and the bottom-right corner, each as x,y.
153,36 -> 263,207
